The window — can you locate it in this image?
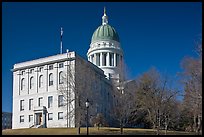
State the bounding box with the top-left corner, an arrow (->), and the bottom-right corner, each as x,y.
30,69 -> 34,74
39,75 -> 43,88
20,115 -> 24,123
96,53 -> 100,66
109,53 -> 114,66
58,112 -> 63,120
20,100 -> 24,111
39,67 -> 43,72
102,53 -> 107,66
116,54 -> 119,67
91,55 -> 94,63
48,96 -> 53,108
58,95 -> 64,107
21,78 -> 25,90
29,115 -> 33,122
49,65 -> 53,70
38,97 -> 43,107
30,77 -> 34,89
59,63 -> 64,68
21,70 -> 25,75
29,99 -> 33,110
59,71 -> 64,84
48,113 -> 53,120
49,73 -> 53,86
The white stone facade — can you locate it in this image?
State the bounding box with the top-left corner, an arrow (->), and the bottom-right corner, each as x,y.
12,52 -> 113,129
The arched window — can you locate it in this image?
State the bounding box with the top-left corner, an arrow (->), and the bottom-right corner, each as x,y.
39,75 -> 43,88
49,73 -> 53,86
30,77 -> 34,89
21,78 -> 25,90
59,71 -> 64,84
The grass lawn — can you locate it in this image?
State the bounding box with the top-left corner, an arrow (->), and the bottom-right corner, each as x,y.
2,127 -> 196,135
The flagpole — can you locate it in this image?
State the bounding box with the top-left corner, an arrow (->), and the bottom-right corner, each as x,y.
60,27 -> 63,54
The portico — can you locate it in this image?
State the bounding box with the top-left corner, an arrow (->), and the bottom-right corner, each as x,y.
33,106 -> 47,128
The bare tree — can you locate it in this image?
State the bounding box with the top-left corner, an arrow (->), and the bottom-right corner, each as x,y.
90,113 -> 108,130
134,67 -> 180,135
111,79 -> 136,134
58,55 -> 102,134
180,43 -> 202,134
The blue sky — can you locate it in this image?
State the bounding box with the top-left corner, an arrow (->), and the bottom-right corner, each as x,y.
2,2 -> 202,112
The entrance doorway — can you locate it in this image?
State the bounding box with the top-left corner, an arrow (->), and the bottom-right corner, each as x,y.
36,113 -> 42,125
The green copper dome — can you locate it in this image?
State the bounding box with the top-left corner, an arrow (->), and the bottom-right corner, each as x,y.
91,24 -> 120,43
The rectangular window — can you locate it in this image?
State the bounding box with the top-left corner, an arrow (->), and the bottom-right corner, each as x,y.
116,54 -> 119,67
59,63 -> 64,68
58,95 -> 64,107
29,115 -> 33,122
102,53 -> 107,66
58,112 -> 63,120
49,65 -> 53,70
39,67 -> 43,72
96,53 -> 100,66
29,99 -> 33,110
21,70 -> 25,75
109,53 -> 114,66
20,100 -> 24,111
38,97 -> 43,107
91,55 -> 94,63
30,69 -> 34,74
48,113 -> 53,120
20,115 -> 24,123
48,96 -> 53,108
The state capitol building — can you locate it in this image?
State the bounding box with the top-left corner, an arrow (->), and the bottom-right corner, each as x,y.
12,8 -> 127,129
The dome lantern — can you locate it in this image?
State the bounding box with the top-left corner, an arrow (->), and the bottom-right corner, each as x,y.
102,7 -> 108,25
91,7 -> 120,43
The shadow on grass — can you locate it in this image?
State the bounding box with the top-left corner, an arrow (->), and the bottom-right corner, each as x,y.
2,127 -> 196,135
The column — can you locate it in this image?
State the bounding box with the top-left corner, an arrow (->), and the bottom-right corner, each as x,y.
36,67 -> 38,93
27,69 -> 29,94
42,111 -> 46,128
34,113 -> 36,126
114,53 -> 116,67
46,65 -> 48,92
90,56 -> 92,62
107,52 -> 110,66
100,53 -> 103,66
18,70 -> 20,95
56,63 -> 58,90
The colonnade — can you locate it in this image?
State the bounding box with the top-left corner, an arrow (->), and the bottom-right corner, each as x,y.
88,52 -> 122,67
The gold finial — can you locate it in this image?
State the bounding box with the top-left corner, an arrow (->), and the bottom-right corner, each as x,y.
104,6 -> 106,15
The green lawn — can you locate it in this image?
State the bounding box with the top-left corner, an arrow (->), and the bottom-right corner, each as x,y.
2,127 -> 195,135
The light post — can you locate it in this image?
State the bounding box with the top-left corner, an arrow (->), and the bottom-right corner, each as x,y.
85,99 -> 89,135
